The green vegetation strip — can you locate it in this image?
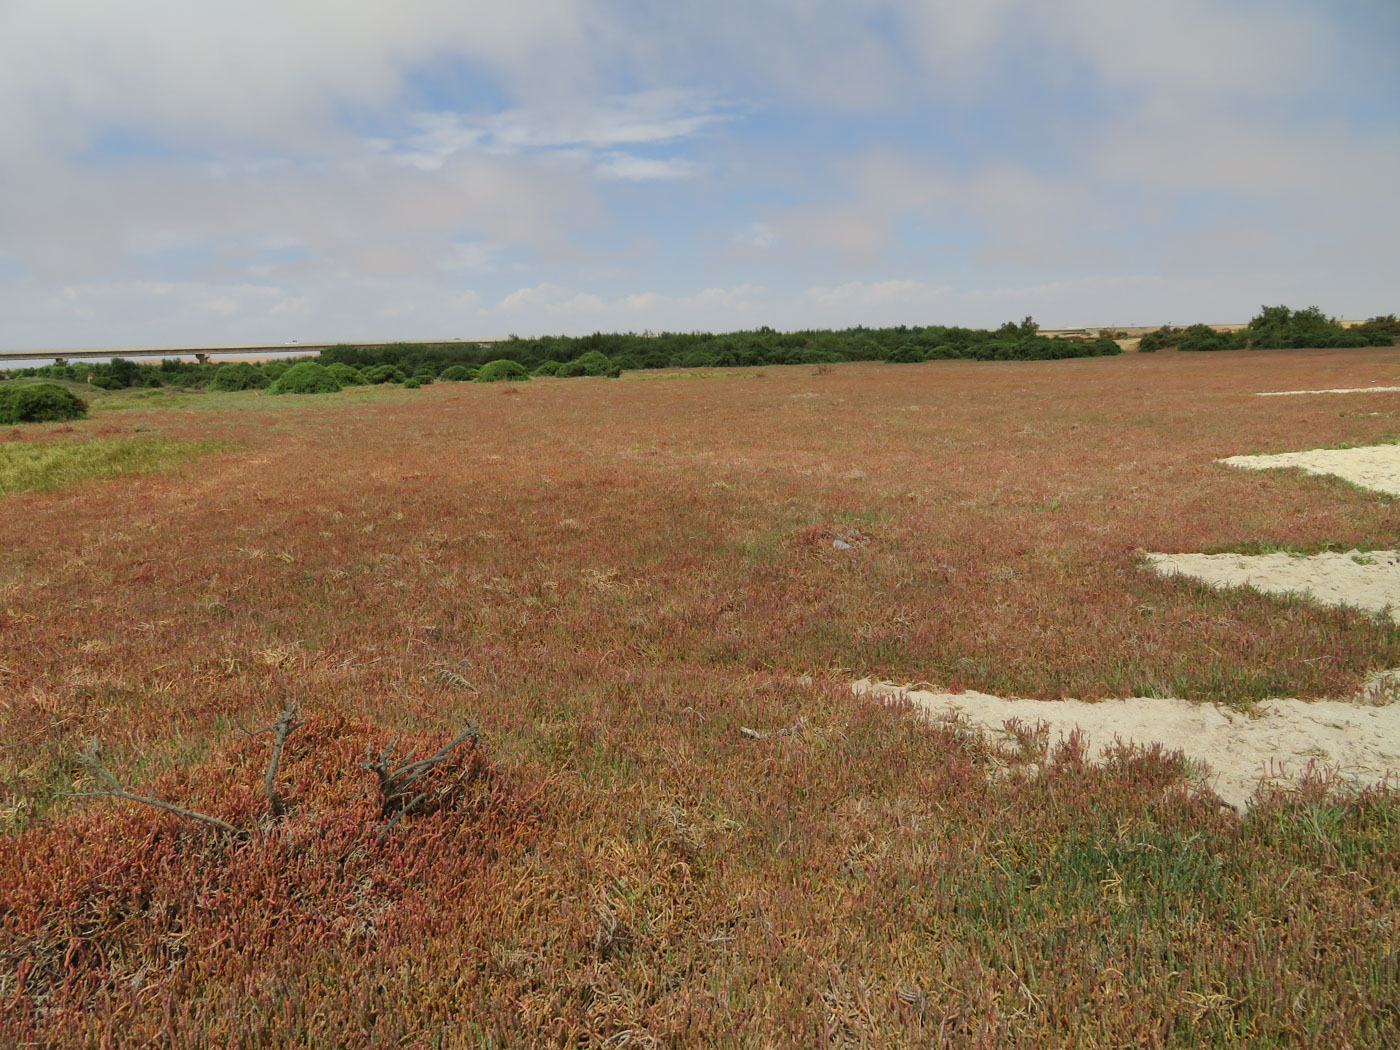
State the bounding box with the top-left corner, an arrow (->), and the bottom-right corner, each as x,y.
0,438 -> 228,497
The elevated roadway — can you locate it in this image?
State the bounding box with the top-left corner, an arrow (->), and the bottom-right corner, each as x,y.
0,338 -> 503,366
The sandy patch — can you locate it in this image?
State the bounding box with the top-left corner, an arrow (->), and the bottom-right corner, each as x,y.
1256,386 -> 1400,396
1144,550 -> 1400,622
1220,443 -> 1400,495
854,679 -> 1400,810
1145,443 -> 1400,620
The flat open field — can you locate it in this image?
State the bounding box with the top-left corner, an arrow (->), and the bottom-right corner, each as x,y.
3,348 -> 1399,1047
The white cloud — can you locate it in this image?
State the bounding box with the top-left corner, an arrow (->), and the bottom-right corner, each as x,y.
373,91 -> 728,172
444,241 -> 503,273
594,154 -> 697,181
806,279 -> 950,309
0,1 -> 1396,349
732,222 -> 776,250
0,0 -> 599,158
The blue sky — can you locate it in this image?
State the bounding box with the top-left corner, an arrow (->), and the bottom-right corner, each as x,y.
1,0 -> 1398,349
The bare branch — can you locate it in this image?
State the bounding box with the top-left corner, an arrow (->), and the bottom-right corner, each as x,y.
261,703 -> 305,818
361,723 -> 480,835
70,740 -> 246,839
740,717 -> 807,741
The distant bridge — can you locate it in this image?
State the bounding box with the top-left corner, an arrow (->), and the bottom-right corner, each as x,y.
0,338 -> 504,366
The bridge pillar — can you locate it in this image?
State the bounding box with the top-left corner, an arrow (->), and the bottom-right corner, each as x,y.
195,352 -> 210,364
52,357 -> 66,366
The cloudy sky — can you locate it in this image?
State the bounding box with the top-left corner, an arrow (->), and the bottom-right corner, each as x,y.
2,1 -> 1398,349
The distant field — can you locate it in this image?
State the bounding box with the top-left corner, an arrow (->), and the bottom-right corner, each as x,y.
3,348 -> 1399,1046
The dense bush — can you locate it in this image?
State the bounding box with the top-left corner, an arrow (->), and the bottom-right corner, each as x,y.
1239,305 -> 1381,350
1351,315 -> 1400,344
403,377 -> 421,390
439,365 -> 473,381
362,365 -> 407,385
558,350 -> 620,377
1176,324 -> 1237,352
475,359 -> 531,383
209,362 -> 270,391
885,344 -> 925,363
0,383 -> 89,424
268,362 -> 341,395
317,319 -> 1125,376
326,363 -> 367,386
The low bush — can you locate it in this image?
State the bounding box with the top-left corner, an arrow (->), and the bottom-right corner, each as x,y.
209,362 -> 270,392
403,377 -> 422,390
475,359 -> 531,383
326,363 -> 367,386
439,365 -> 473,381
1176,324 -> 1237,352
668,349 -> 716,370
560,350 -> 621,378
268,362 -> 341,395
884,344 -> 925,364
531,360 -> 563,377
362,365 -> 407,385
1239,305 -> 1374,350
1349,315 -> 1400,345
0,383 -> 88,424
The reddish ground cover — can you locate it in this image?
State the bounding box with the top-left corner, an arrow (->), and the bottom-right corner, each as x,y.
2,348 -> 1398,1046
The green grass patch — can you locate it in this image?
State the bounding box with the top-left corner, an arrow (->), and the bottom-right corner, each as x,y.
0,437 -> 229,496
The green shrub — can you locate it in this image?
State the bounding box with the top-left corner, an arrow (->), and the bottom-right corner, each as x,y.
0,383 -> 89,425
1240,305 -> 1355,349
1350,315 -> 1400,345
1177,325 -> 1237,352
439,365 -> 472,381
326,363 -> 367,386
475,359 -> 531,383
531,360 -> 563,377
574,350 -> 622,376
403,377 -> 422,390
209,362 -> 270,392
412,373 -> 433,385
884,344 -> 925,364
669,349 -> 716,370
925,344 -> 960,360
268,362 -> 341,395
362,365 -> 407,385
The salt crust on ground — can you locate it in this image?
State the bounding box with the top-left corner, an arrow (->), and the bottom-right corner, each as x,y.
1144,550 -> 1400,622
1256,386 -> 1400,397
1146,444 -> 1400,620
1220,442 -> 1400,496
861,442 -> 1400,811
854,679 -> 1400,811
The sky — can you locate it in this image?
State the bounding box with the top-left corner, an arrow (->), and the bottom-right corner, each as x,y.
1,0 -> 1398,350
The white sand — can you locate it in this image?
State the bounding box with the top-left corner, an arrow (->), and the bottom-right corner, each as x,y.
854,679 -> 1400,810
1220,442 -> 1400,496
1256,386 -> 1400,396
1145,444 -> 1400,620
1144,550 -> 1400,622
858,441 -> 1400,811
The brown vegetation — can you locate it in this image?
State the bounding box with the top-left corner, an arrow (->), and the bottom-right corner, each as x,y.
2,348 -> 1399,1046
